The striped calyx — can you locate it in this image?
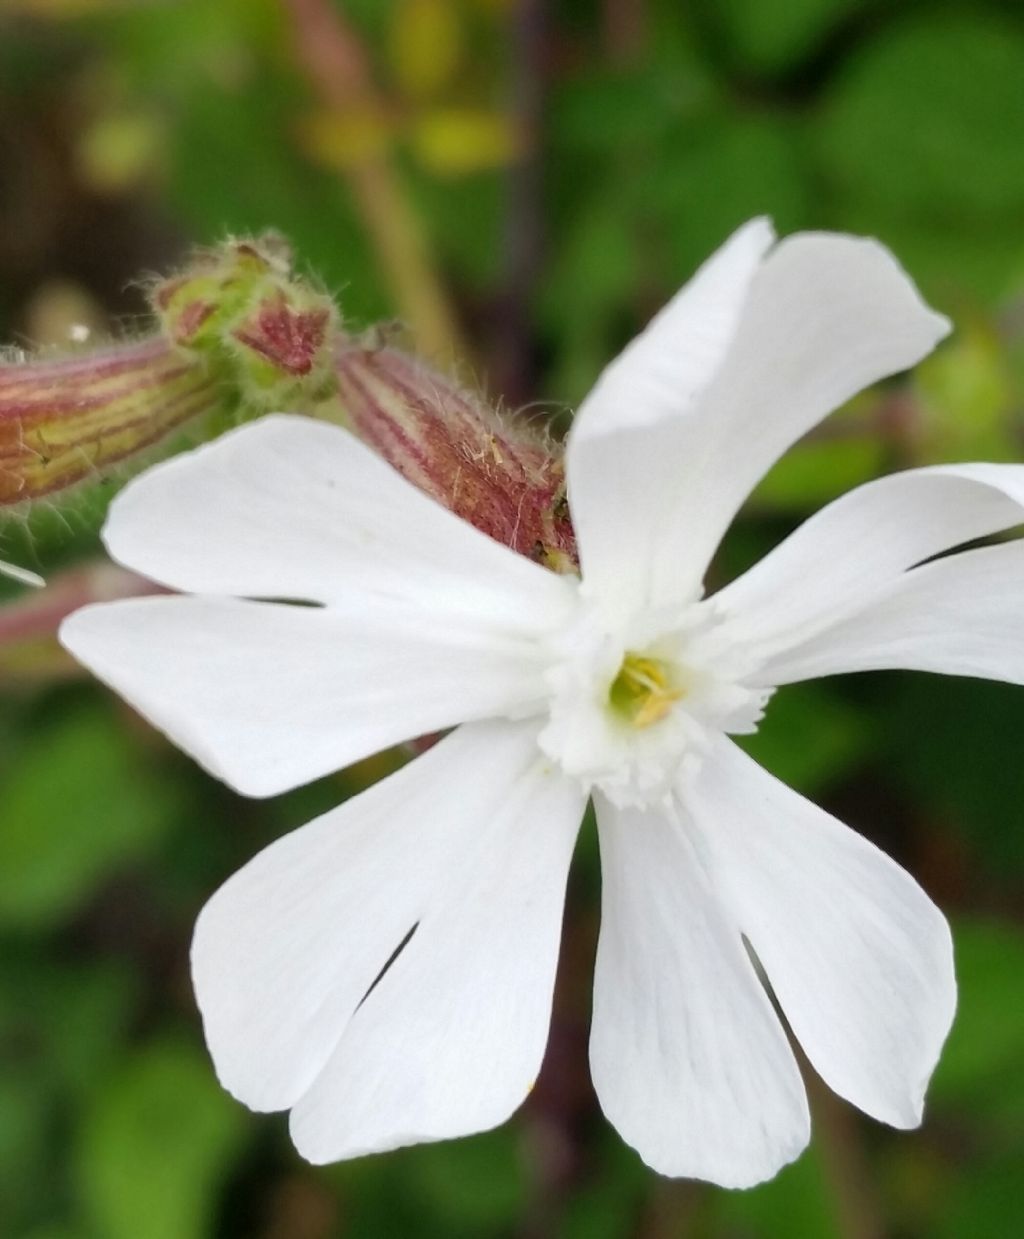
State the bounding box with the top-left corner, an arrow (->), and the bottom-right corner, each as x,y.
0,337 -> 219,507
335,341 -> 576,570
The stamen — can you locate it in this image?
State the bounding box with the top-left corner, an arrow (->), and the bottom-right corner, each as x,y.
609,653 -> 684,728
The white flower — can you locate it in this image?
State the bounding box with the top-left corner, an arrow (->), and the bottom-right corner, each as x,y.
59,219 -> 1024,1188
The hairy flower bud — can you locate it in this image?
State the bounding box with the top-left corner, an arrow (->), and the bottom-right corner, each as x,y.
0,237 -> 338,523
335,339 -> 577,570
0,235 -> 576,599
152,235 -> 339,409
0,337 -> 221,507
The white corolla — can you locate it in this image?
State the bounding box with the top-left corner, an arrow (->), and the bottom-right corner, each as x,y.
60,220 -> 1024,1187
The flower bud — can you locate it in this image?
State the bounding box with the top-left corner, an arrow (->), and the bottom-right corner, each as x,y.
335,339 -> 577,569
152,235 -> 339,409
0,236 -> 339,520
0,336 -> 221,507
1,236 -> 577,583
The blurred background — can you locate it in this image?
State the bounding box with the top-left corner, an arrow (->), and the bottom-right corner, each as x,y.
1,1 -> 1023,1236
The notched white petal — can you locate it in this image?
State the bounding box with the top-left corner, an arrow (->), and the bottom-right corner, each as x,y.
569,217 -> 776,443
191,720 -> 585,1159
714,462 -> 1024,666
663,231 -> 951,596
102,413 -> 575,624
589,797 -> 809,1188
760,539 -> 1024,688
565,218 -> 775,613
691,739 -> 956,1130
59,593 -> 558,797
566,223 -> 950,614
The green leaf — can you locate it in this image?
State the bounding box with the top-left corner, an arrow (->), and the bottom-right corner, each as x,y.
0,955 -> 138,1098
81,0 -> 284,95
738,683 -> 870,794
339,1126 -> 527,1238
881,676 -> 1024,875
0,1071 -> 52,1233
75,1039 -> 247,1239
0,956 -> 137,1232
0,700 -> 186,929
410,172 -> 504,289
551,65 -> 714,152
816,14 -> 1024,222
713,0 -> 865,74
930,918 -> 1024,1126
751,430 -> 887,511
912,321 -> 1020,463
401,1129 -> 527,1232
934,1154 -> 1024,1239
714,1141 -> 838,1238
562,1127 -> 648,1239
22,1229 -> 87,1239
539,196 -> 640,404
651,114 -> 810,280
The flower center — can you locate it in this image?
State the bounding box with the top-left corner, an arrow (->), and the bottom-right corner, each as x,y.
608,653 -> 684,728
537,599 -> 774,810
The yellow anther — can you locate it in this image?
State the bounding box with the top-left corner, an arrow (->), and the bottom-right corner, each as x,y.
609,653 -> 684,728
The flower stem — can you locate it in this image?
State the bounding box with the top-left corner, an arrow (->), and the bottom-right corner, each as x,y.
284,0 -> 466,364
808,1073 -> 885,1239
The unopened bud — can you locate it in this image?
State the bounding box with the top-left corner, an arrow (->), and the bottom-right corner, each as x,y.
334,339 -> 577,570
0,336 -> 223,508
1,236 -> 577,584
0,238 -> 339,523
152,235 -> 339,409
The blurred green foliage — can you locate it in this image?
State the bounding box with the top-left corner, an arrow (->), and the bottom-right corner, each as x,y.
0,702 -> 186,928
1,0 -> 1023,1236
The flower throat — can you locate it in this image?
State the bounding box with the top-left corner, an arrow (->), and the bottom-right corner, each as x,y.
608,653 -> 684,728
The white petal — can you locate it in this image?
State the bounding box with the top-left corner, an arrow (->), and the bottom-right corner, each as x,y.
571,218 -> 775,442
568,230 -> 949,614
566,219 -> 774,613
713,463 -> 1024,662
190,720 -> 584,1158
290,738 -> 583,1161
60,592 -> 559,797
760,540 -> 1024,687
589,795 -> 809,1188
690,738 -> 956,1129
102,414 -> 573,623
